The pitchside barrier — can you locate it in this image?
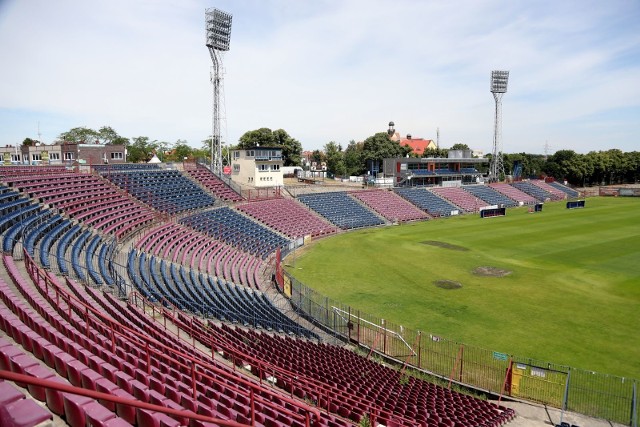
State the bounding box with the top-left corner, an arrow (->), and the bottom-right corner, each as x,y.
284,271 -> 638,426
479,206 -> 506,218
566,200 -> 586,209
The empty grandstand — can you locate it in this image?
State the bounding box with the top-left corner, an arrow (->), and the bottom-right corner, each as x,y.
237,198 -> 339,238
0,165 -> 612,427
297,191 -> 386,229
350,189 -> 430,222
394,187 -> 460,217
98,167 -> 217,214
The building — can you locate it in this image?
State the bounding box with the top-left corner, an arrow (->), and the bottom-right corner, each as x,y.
396,135 -> 437,156
230,147 -> 283,187
383,149 -> 488,187
0,142 -> 126,166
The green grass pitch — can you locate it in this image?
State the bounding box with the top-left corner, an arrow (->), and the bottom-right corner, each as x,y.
287,197 -> 640,379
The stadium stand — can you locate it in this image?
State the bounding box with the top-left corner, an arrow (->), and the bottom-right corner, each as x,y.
430,187 -> 485,213
1,171 -> 155,239
394,187 -> 460,217
236,198 -> 339,238
0,164 -> 69,177
530,180 -> 568,200
350,189 -> 430,222
98,168 -> 216,214
3,163 -> 587,426
546,180 -> 580,198
1,253 -> 347,427
462,185 -> 519,208
510,181 -> 553,202
183,164 -> 244,202
184,322 -> 516,427
488,182 -> 538,205
128,249 -> 316,337
3,209 -> 51,254
297,192 -> 385,229
180,206 -> 291,259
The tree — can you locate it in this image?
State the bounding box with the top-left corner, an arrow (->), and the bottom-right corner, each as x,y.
237,128 -> 302,166
324,141 -> 345,177
57,126 -> 100,144
362,132 -> 411,173
170,139 -> 192,161
237,128 -> 276,148
97,126 -> 128,145
127,136 -> 157,163
22,138 -> 37,146
450,143 -> 470,151
310,150 -> 325,165
344,140 -> 365,176
273,129 -> 302,166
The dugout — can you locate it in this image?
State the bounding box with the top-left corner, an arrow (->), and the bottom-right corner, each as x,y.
566,200 -> 585,209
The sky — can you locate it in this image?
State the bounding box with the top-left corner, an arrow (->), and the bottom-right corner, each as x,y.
0,0 -> 639,155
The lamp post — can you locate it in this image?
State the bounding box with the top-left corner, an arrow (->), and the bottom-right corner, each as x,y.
205,7 -> 232,176
489,70 -> 509,182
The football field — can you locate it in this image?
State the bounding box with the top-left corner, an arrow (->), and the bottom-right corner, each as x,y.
287,197 -> 640,380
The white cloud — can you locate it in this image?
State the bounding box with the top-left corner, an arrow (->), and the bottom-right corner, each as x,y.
0,0 -> 638,154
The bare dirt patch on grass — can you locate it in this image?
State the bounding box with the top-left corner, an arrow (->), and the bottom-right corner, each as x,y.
433,280 -> 463,290
421,240 -> 469,251
472,266 -> 512,277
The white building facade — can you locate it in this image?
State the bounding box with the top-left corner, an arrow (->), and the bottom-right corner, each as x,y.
230,147 -> 284,187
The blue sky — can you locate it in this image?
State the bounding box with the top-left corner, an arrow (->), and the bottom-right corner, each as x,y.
0,0 -> 638,155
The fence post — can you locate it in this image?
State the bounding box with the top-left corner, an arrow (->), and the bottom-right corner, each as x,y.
560,368 -> 571,426
632,381 -> 637,427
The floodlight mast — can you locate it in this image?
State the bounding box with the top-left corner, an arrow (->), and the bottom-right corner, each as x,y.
205,8 -> 232,175
489,70 -> 509,182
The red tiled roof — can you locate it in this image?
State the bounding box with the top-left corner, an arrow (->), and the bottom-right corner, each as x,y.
399,138 -> 436,155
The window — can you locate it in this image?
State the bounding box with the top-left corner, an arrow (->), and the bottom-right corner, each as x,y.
64,152 -> 74,160
233,151 -> 240,159
245,150 -> 254,157
10,154 -> 21,162
110,152 -> 124,160
258,164 -> 268,172
272,164 -> 280,171
233,164 -> 240,172
31,154 -> 41,161
49,153 -> 60,160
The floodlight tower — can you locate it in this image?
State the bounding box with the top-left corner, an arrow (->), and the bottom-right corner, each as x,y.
489,70 -> 509,182
205,7 -> 232,175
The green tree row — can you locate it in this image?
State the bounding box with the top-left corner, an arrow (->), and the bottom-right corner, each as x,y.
36,126 -> 639,185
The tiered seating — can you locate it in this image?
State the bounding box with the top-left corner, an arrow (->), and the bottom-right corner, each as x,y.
1,172 -> 155,239
350,189 -> 429,222
394,188 -> 459,217
183,166 -> 243,202
297,192 -> 385,229
99,169 -> 216,214
201,324 -> 516,427
0,165 -> 68,177
510,181 -> 552,202
430,187 -> 484,213
236,198 -> 339,238
3,209 -> 52,254
462,185 -> 518,207
489,183 -> 538,205
180,207 -> 290,259
547,181 -> 580,198
0,344 -> 55,426
128,249 -> 316,338
530,180 -> 567,200
93,163 -> 161,173
1,253 -> 345,427
0,189 -> 42,237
